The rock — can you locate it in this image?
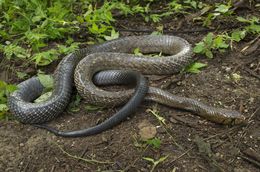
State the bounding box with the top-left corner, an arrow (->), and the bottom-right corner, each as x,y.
138,120 -> 157,140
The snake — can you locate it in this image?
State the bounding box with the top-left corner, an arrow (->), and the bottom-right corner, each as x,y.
8,35 -> 246,137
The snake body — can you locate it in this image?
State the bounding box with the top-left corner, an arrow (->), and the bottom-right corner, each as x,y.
8,35 -> 245,132
33,70 -> 148,137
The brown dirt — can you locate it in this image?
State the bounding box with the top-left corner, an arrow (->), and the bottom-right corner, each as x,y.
0,6 -> 260,172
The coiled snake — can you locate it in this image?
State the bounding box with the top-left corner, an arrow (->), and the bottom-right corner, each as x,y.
8,35 -> 245,137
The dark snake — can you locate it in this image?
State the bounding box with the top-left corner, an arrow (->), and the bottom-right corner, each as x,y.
8,35 -> 246,137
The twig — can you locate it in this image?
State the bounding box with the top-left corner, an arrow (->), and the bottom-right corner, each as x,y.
171,146 -> 194,162
232,0 -> 251,10
50,165 -> 55,172
167,146 -> 194,168
244,67 -> 260,80
204,125 -> 244,141
247,107 -> 260,122
54,142 -> 113,164
78,146 -> 89,162
241,35 -> 260,55
243,148 -> 260,162
169,114 -> 198,128
240,155 -> 260,168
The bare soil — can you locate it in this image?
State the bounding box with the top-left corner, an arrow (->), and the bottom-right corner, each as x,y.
0,6 -> 259,172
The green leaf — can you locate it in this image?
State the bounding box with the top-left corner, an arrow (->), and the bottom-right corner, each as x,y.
193,42 -> 205,53
204,32 -> 213,46
215,4 -> 230,13
0,104 -> 8,112
16,72 -> 28,79
146,138 -> 161,149
186,62 -> 207,73
236,16 -> 249,23
0,80 -> 7,88
85,104 -> 104,112
32,49 -> 59,66
158,155 -> 169,163
68,94 -> 82,112
0,104 -> 8,119
213,36 -> 229,49
247,24 -> 260,34
6,84 -> 17,93
133,48 -> 143,56
34,91 -> 52,103
37,74 -> 54,90
231,30 -> 246,42
3,44 -> 29,59
205,49 -> 213,58
143,157 -> 155,163
104,29 -> 119,41
57,42 -> 79,55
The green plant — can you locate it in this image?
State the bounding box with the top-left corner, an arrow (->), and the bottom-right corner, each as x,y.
0,80 -> 17,119
16,71 -> 29,79
143,155 -> 168,172
185,62 -> 207,73
193,32 -> 229,58
194,15 -> 259,58
0,0 -> 79,65
144,11 -> 173,23
85,104 -> 104,112
1,43 -> 30,60
104,29 -> 119,41
133,136 -> 162,149
237,16 -> 260,34
32,42 -> 79,66
146,109 -> 166,125
68,94 -> 82,112
199,1 -> 233,27
33,73 -> 54,102
32,49 -> 59,66
81,2 -> 116,37
146,137 -> 161,149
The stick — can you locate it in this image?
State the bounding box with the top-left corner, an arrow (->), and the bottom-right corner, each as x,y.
54,142 -> 113,164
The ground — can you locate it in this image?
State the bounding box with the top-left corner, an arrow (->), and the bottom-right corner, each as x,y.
0,5 -> 260,172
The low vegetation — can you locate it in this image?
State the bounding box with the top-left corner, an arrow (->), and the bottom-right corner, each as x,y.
0,0 -> 259,124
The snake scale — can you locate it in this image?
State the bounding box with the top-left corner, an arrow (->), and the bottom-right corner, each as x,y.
8,35 -> 245,137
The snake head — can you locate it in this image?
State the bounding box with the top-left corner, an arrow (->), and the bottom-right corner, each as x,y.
215,108 -> 246,125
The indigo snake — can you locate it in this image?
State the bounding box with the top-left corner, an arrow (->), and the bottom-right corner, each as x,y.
8,35 -> 245,137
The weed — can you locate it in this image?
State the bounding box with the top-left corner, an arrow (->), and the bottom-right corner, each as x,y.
0,80 -> 17,119
194,15 -> 259,58
143,155 -> 169,172
193,32 -> 229,58
1,43 -> 30,60
146,137 -> 161,149
185,62 -> 208,74
104,29 -> 119,41
85,104 -> 104,112
133,135 -> 162,149
37,73 -> 54,91
68,94 -> 82,112
16,71 -> 29,80
32,49 -> 59,66
146,108 -> 166,125
237,16 -> 260,34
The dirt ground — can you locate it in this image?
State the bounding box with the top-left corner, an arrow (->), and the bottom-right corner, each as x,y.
0,5 -> 260,172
